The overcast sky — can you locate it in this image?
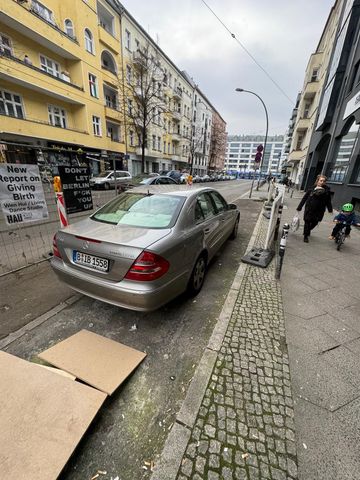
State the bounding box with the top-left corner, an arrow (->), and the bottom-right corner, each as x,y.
120,0 -> 335,137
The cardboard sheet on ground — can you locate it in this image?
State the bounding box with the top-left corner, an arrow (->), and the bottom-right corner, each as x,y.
0,351 -> 106,480
38,329 -> 147,395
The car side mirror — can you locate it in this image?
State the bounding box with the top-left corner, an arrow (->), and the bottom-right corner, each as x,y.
228,204 -> 237,210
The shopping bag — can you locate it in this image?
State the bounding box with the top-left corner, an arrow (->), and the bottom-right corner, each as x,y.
290,212 -> 300,232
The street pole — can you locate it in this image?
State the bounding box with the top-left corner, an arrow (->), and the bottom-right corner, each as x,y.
235,88 -> 269,194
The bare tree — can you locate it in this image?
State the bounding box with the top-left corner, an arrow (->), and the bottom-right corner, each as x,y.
208,121 -> 227,174
119,43 -> 171,173
188,125 -> 206,175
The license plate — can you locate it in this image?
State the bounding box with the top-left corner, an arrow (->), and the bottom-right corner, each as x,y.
73,251 -> 109,272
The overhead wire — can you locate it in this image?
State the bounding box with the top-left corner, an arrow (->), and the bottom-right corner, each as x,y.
200,0 -> 294,105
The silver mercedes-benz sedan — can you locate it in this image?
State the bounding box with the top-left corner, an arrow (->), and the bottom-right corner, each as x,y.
51,186 -> 240,311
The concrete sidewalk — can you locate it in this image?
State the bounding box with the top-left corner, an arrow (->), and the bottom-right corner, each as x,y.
152,186 -> 360,480
281,193 -> 360,480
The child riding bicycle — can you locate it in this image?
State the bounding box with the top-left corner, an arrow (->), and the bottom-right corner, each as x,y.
329,203 -> 360,240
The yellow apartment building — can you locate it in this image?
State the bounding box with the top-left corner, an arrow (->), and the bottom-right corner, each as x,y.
1,0 -> 225,178
0,0 -> 126,177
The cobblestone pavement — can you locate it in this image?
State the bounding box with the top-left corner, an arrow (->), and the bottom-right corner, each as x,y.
157,208 -> 298,480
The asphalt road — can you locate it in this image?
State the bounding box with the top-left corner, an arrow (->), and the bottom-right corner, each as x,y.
1,180 -> 262,480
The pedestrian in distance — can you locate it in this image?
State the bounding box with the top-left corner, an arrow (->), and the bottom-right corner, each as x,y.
296,174 -> 333,243
24,54 -> 32,65
329,203 -> 360,240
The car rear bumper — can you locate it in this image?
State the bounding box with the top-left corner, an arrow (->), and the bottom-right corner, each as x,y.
51,257 -> 188,311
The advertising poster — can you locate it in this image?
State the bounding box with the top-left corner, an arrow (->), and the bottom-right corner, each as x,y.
58,166 -> 93,214
0,163 -> 49,225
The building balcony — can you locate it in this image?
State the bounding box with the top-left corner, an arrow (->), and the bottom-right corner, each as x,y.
1,0 -> 80,60
288,148 -> 305,163
296,117 -> 310,131
171,132 -> 181,142
172,87 -> 183,100
105,137 -> 125,151
303,80 -> 318,99
98,25 -> 120,54
0,53 -> 85,105
132,49 -> 147,69
172,110 -> 181,121
104,105 -> 122,122
0,112 -> 89,145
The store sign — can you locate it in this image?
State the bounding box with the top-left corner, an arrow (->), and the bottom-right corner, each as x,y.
58,166 -> 93,214
0,163 -> 49,225
343,91 -> 360,119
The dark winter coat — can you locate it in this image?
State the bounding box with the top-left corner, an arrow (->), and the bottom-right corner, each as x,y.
297,185 -> 333,223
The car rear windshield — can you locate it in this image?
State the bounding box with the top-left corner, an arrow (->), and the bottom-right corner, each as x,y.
91,192 -> 184,228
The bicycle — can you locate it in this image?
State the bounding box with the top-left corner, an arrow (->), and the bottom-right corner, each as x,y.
332,221 -> 360,251
334,222 -> 347,251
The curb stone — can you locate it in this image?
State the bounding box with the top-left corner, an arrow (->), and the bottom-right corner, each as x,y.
151,206 -> 265,480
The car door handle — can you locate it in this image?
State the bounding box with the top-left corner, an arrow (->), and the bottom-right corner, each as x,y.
204,228 -> 211,233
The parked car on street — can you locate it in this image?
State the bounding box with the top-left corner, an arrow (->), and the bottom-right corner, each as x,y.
129,174 -> 178,186
139,175 -> 178,185
51,187 -> 240,311
90,170 -> 132,190
166,170 -> 182,182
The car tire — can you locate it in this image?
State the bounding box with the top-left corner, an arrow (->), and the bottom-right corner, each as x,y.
104,182 -> 110,190
188,253 -> 207,296
229,214 -> 240,240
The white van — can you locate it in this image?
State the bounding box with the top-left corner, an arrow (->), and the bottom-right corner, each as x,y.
90,170 -> 132,190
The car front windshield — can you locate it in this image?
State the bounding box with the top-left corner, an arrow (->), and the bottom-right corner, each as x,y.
92,192 -> 184,228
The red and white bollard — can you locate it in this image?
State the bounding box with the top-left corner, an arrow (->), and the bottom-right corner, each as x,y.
56,192 -> 69,228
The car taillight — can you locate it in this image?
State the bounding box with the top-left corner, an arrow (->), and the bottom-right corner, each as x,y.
125,251 -> 169,281
53,234 -> 62,258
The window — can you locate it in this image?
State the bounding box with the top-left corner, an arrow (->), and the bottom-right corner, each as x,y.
104,86 -> 118,109
167,142 -> 170,154
92,115 -> 101,136
329,121 -> 359,182
129,130 -> 134,146
157,136 -> 161,151
348,60 -> 360,92
85,28 -> 94,54
64,19 -> 75,38
0,33 -> 12,56
311,67 -> 319,82
296,134 -> 304,150
88,73 -> 98,97
40,55 -> 60,77
48,104 -> 67,128
152,135 -> 156,150
101,51 -> 116,73
0,90 -> 24,118
126,64 -> 132,84
163,140 -> 166,153
97,3 -> 114,35
106,122 -> 120,142
210,191 -> 227,212
127,99 -> 133,115
125,29 -> 131,50
196,193 -> 216,221
31,0 -> 55,24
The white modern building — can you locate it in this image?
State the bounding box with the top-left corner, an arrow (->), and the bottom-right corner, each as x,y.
225,135 -> 286,176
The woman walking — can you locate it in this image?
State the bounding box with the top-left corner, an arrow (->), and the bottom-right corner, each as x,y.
296,174 -> 333,242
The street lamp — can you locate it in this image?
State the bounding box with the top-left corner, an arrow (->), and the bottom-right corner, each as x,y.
235,88 -> 269,197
